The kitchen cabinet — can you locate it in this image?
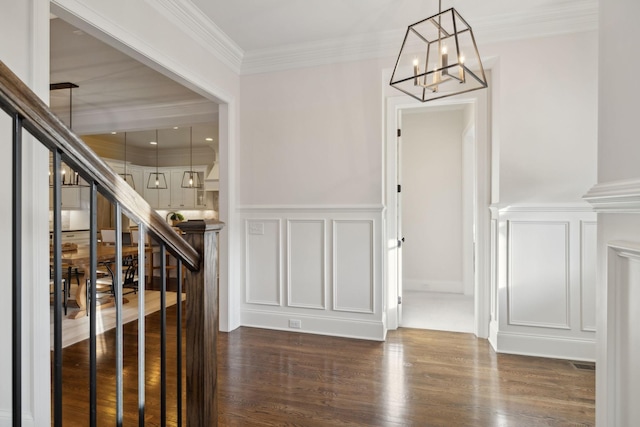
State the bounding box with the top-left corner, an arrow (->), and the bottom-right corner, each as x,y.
170,170 -> 195,209
49,185 -> 85,209
143,168 -> 170,209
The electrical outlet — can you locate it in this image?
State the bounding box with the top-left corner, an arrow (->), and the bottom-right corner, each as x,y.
289,319 -> 301,329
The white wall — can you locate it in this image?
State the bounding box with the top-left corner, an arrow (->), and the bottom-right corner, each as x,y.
401,109 -> 464,293
483,31 -> 599,360
484,32 -> 598,204
0,1 -> 51,425
584,0 -> 640,425
239,58 -> 388,338
239,58 -> 385,205
239,31 -> 598,344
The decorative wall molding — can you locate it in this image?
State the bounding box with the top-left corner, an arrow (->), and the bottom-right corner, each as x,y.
149,0 -> 598,76
602,241 -> 640,425
332,220 -> 375,314
151,0 -> 244,74
241,309 -> 386,341
584,178 -> 640,213
580,221 -> 597,332
245,219 -> 282,306
507,221 -> 571,330
494,202 -> 594,213
287,219 -> 326,310
492,331 -> 596,362
492,208 -> 597,361
237,204 -> 384,213
239,1 -> 597,75
239,207 -> 383,340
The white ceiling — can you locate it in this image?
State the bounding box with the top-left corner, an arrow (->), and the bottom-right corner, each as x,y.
50,0 -> 598,149
190,0 -> 597,52
50,17 -> 218,149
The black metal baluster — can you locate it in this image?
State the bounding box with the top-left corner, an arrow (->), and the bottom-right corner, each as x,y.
138,225 -> 146,427
176,258 -> 183,427
12,113 -> 22,427
89,182 -> 98,427
160,244 -> 167,426
52,150 -> 63,427
115,203 -> 124,426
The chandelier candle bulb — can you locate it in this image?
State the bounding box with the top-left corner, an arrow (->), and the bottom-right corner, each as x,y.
459,55 -> 465,82
413,58 -> 419,85
442,47 -> 449,76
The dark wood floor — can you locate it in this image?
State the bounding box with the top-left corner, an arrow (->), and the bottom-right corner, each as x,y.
56,304 -> 595,426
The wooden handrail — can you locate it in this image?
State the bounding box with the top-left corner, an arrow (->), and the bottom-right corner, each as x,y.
0,60 -> 200,271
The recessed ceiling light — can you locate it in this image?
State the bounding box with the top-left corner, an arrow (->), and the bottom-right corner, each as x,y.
111,132 -> 117,135
173,127 -> 179,130
150,141 -> 157,145
205,137 -> 213,142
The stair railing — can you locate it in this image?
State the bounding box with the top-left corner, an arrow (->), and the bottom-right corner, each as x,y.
0,59 -> 222,427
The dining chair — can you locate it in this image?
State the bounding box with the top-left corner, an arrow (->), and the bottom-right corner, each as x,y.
49,266 -> 68,315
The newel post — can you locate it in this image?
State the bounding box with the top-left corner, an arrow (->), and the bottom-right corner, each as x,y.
178,219 -> 225,427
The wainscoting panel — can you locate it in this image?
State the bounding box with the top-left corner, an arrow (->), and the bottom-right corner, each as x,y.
238,206 -> 384,341
605,242 -> 640,426
581,221 -> 597,332
287,220 -> 325,309
245,219 -> 281,306
492,205 -> 597,361
507,221 -> 570,329
333,220 -> 374,313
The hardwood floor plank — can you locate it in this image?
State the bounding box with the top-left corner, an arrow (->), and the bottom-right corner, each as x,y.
56,306 -> 594,426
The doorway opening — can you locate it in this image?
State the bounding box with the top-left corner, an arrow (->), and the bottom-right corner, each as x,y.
385,84 -> 491,338
399,105 -> 475,333
398,104 -> 475,333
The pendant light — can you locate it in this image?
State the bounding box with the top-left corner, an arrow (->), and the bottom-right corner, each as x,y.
118,132 -> 136,189
389,0 -> 487,102
146,130 -> 167,189
49,82 -> 88,187
181,127 -> 203,189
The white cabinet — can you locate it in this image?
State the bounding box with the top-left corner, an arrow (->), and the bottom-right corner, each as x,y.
143,168 -> 171,209
98,160 -> 214,211
170,169 -> 195,209
49,185 -> 84,209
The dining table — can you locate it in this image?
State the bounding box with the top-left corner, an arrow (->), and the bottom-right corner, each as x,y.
56,243 -> 148,319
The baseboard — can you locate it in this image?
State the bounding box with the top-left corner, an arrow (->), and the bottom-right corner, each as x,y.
493,330 -> 595,362
488,320 -> 499,352
403,279 -> 463,293
0,411 -> 35,427
241,309 -> 386,341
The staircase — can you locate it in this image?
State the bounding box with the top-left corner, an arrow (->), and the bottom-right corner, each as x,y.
0,59 -> 222,426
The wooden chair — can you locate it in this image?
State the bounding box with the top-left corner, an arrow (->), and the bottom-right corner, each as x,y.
49,267 -> 68,315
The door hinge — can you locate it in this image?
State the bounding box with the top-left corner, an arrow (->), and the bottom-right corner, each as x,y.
397,129 -> 401,137
398,296 -> 402,304
397,237 -> 404,248
397,184 -> 401,193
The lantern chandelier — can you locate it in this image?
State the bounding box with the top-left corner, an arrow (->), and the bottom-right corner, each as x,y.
181,127 -> 203,189
389,0 -> 488,102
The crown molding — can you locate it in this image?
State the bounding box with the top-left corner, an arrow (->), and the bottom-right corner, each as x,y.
150,0 -> 244,74
584,178 -> 640,213
240,1 -> 598,75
